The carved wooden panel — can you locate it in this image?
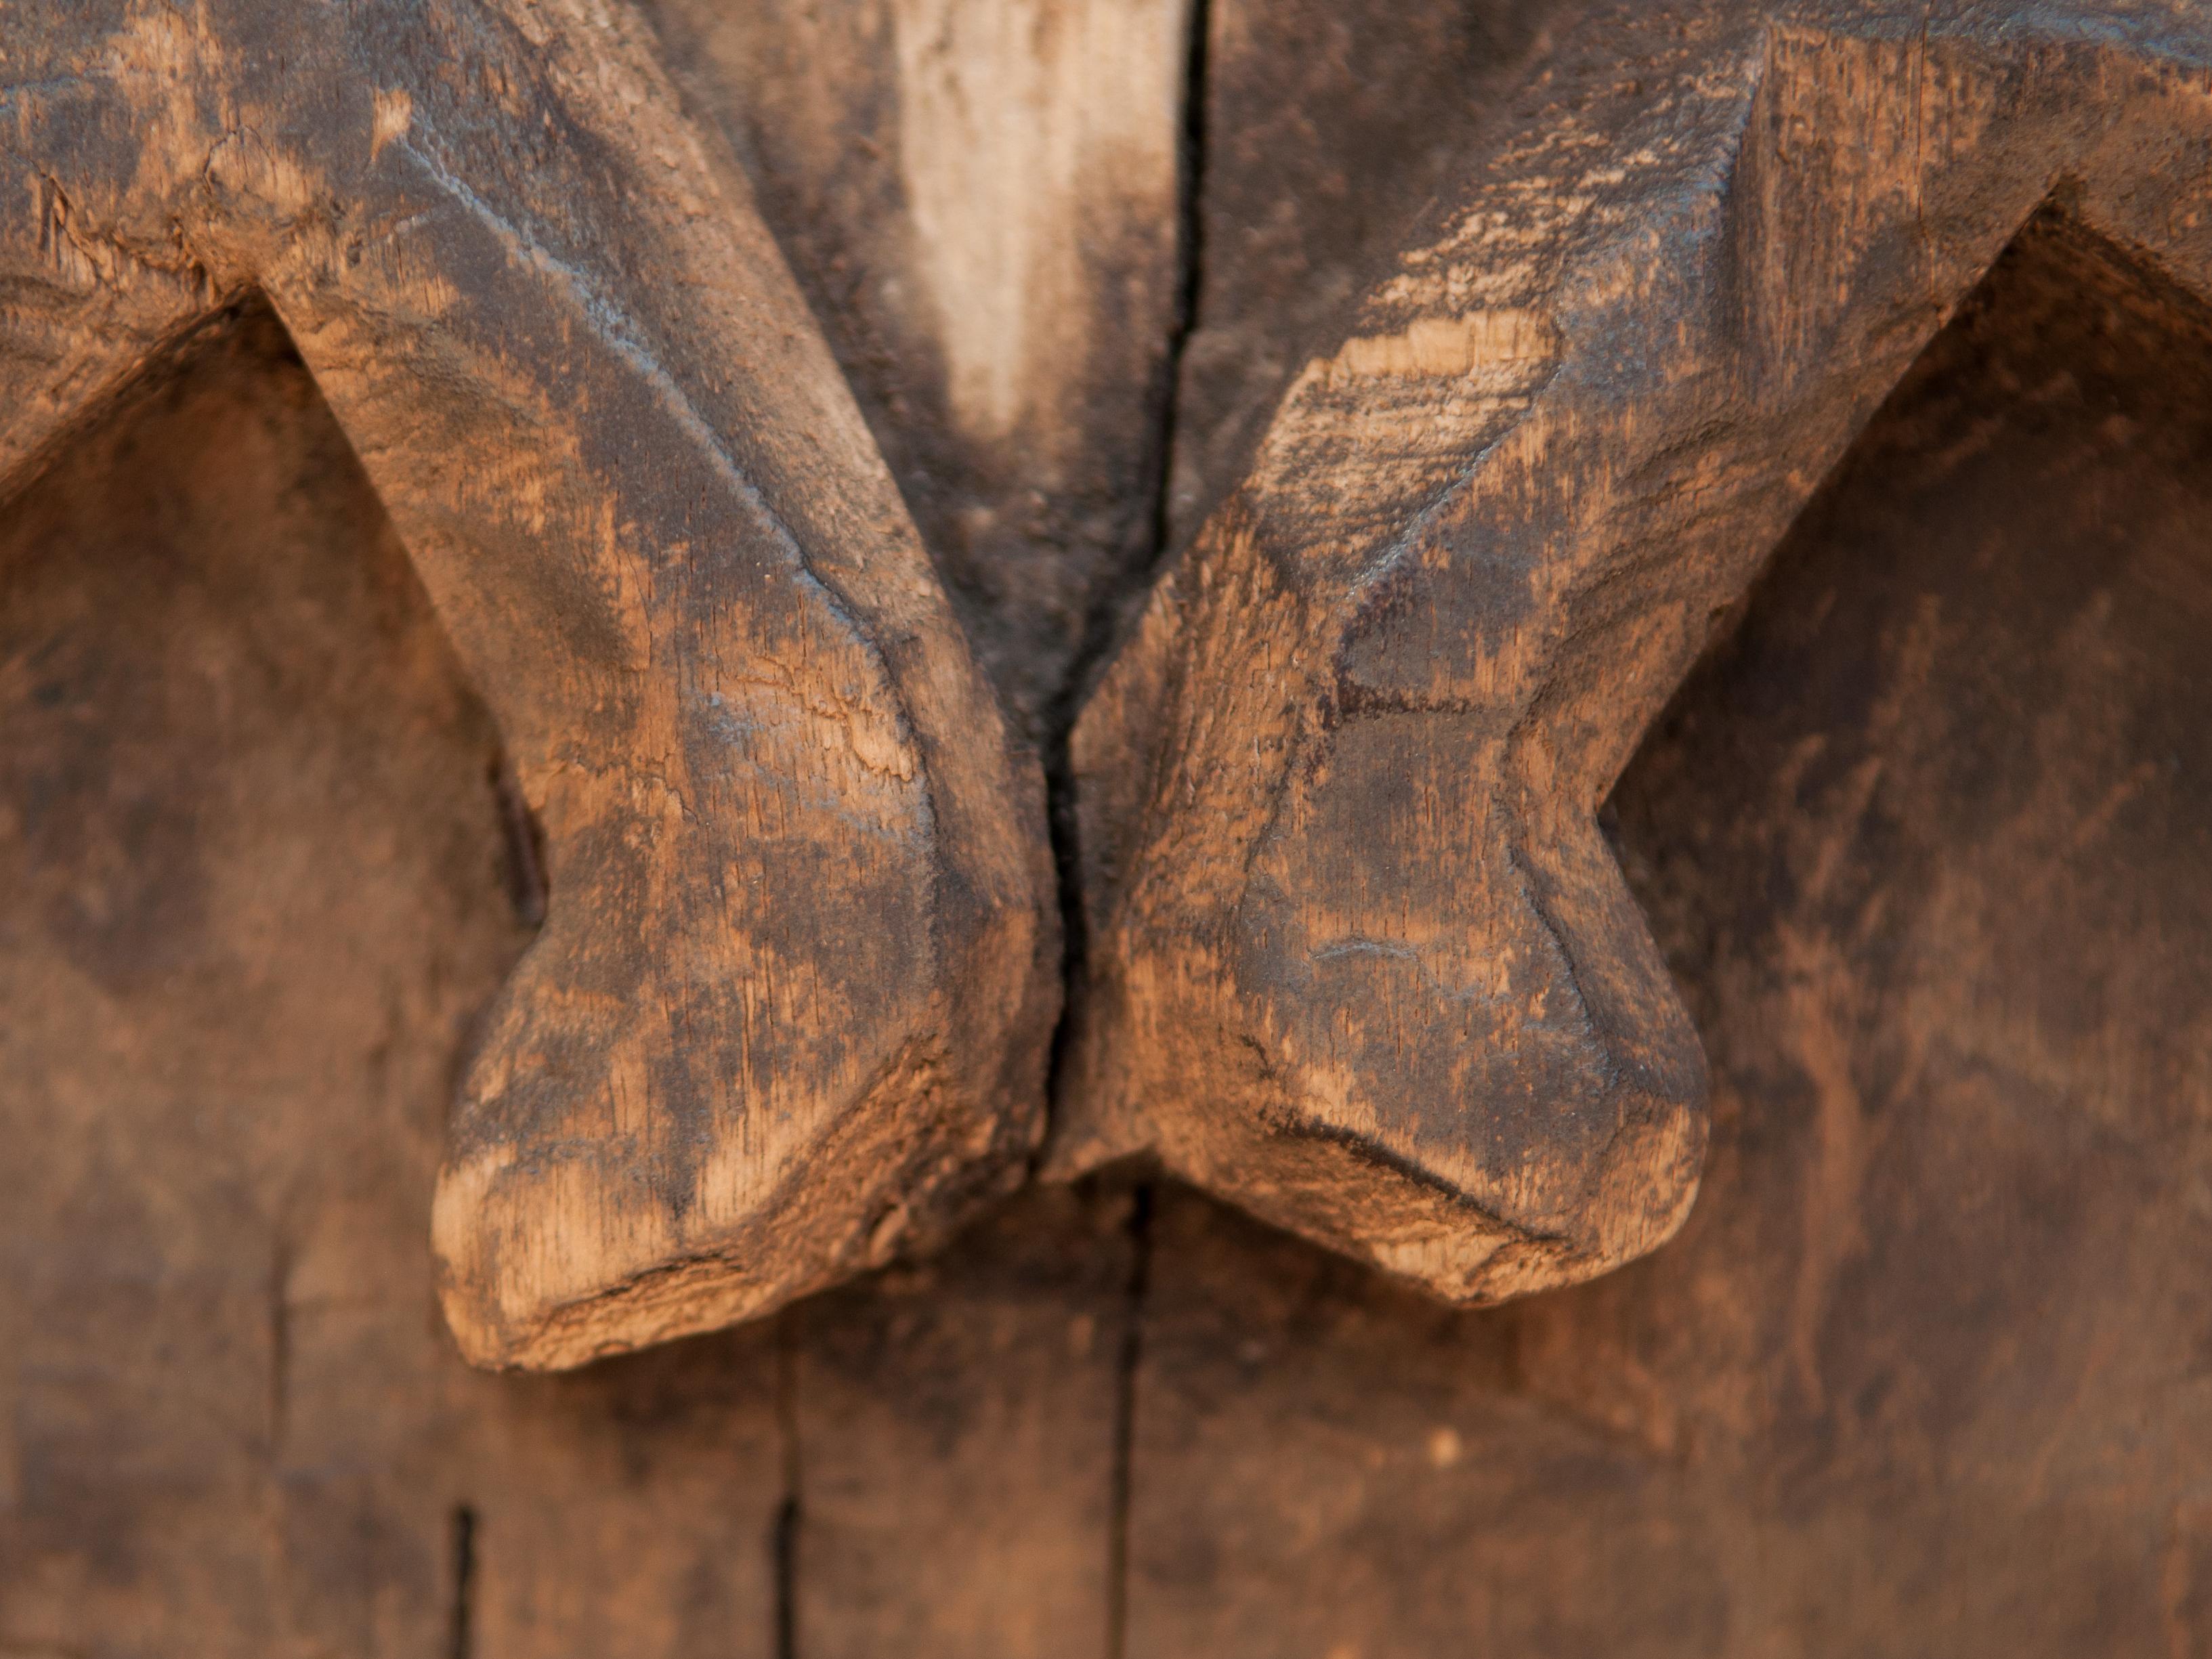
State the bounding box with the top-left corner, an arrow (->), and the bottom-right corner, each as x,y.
4,0 -> 2210,1653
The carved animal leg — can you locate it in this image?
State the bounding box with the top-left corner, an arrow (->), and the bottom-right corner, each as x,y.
1057,0 -> 2212,1303
0,0 -> 1059,1370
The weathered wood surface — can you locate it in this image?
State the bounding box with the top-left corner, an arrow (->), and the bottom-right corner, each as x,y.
790,1184 -> 1139,1659
1120,208 -> 2212,1654
1059,0 -> 2212,1308
1164,0 -> 1583,552
8,0 -> 2212,1652
624,9 -> 1189,1650
0,311 -> 788,1656
0,0 -> 1059,1370
0,299 -> 1131,1659
638,0 -> 1193,734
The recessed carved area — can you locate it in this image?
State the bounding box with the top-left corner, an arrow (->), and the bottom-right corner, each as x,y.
0,304 -> 794,1654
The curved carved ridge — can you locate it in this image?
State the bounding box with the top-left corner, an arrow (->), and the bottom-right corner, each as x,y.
1057,0 -> 2212,1303
0,0 -> 1057,1369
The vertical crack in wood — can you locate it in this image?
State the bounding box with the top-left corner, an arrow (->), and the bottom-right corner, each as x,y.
447,1505 -> 477,1659
773,1306 -> 805,1659
1157,0 -> 1210,566
1036,0 -> 1213,1071
265,1235 -> 289,1464
1104,1184 -> 1156,1659
1086,7 -> 1206,1649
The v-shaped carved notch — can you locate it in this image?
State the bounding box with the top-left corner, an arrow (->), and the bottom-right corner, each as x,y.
0,0 -> 1057,1369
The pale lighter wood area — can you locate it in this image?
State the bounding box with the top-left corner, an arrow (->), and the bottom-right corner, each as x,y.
641,0 -> 1192,730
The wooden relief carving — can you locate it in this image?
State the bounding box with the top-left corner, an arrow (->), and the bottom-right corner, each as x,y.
3,1 -> 1057,1370
12,0 -> 2212,1341
10,0 -> 2212,1647
1057,0 -> 2212,1305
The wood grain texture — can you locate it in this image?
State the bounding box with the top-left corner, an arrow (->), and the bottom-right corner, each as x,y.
552,10 -> 1191,1641
0,263 -> 1138,1659
13,0 -> 2212,1647
0,0 -> 1057,1369
1059,0 -> 2212,1308
1119,200 -> 2212,1655
789,1184 -> 1139,1659
637,0 -> 1192,731
1164,0 -> 1585,553
0,309 -> 788,1658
